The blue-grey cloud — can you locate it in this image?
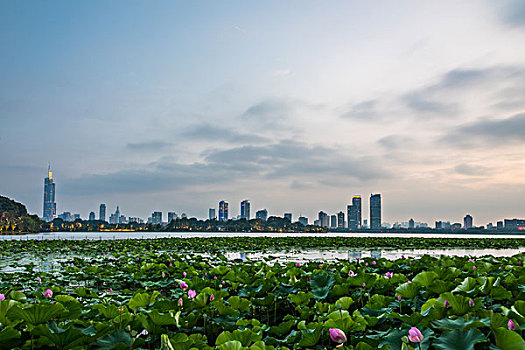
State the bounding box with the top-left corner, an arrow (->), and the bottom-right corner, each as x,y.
454,163 -> 492,177
441,112 -> 525,146
500,0 -> 525,27
242,99 -> 295,122
378,135 -> 414,150
181,124 -> 269,144
126,141 -> 172,151
341,100 -> 379,120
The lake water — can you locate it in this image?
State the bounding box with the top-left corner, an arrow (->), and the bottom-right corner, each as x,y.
1,231 -> 525,240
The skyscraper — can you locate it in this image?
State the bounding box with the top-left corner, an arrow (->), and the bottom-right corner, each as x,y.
337,211 -> 345,228
42,164 -> 56,222
330,215 -> 337,228
240,200 -> 250,220
209,208 -> 216,220
370,194 -> 381,229
89,212 -> 95,221
298,216 -> 308,226
168,212 -> 177,223
99,204 -> 106,222
256,209 -> 268,221
318,211 -> 329,227
219,201 -> 229,221
152,211 -> 162,224
347,195 -> 362,229
464,214 -> 473,229
284,213 -> 292,222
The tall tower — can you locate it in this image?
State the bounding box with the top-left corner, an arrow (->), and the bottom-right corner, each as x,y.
240,200 -> 250,220
370,194 -> 381,229
43,164 -> 56,222
99,204 -> 106,222
348,195 -> 362,229
219,201 -> 229,221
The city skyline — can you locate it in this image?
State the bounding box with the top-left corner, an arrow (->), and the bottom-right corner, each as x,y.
2,1 -> 525,224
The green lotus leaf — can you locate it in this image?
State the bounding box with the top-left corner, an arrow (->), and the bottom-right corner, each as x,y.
0,326 -> 21,348
494,327 -> 525,350
94,329 -> 131,350
298,326 -> 322,347
217,340 -> 243,350
288,292 -> 311,306
128,291 -> 159,311
412,271 -> 439,287
268,320 -> 296,336
396,282 -> 421,299
310,273 -> 335,300
452,277 -> 478,294
433,329 -> 487,350
9,303 -> 65,325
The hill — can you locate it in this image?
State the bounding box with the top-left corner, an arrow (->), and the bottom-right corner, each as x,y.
0,195 -> 28,218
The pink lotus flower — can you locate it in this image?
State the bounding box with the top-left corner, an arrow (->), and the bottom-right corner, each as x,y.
385,272 -> 393,279
205,272 -> 208,276
0,294 -> 5,301
473,265 -> 476,270
222,281 -> 226,285
408,327 -> 424,342
36,277 -> 41,282
183,272 -> 187,277
109,288 -> 113,293
348,270 -> 357,277
210,294 -> 214,301
469,299 -> 475,307
169,263 -> 172,267
508,319 -> 516,331
44,289 -> 53,298
401,255 -> 405,259
188,289 -> 196,299
162,272 -> 165,278
444,300 -> 450,308
398,295 -> 402,301
214,276 -> 217,280
365,262 -> 368,266
372,261 -> 376,265
319,264 -> 323,268
178,298 -> 183,307
180,282 -> 188,290
295,263 -> 301,267
499,266 -> 502,270
329,328 -> 347,344
408,281 -> 412,284
362,282 -> 366,288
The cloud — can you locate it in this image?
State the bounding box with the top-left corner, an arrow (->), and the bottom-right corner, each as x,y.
378,135 -> 414,150
126,141 -> 172,151
241,99 -> 296,124
499,0 -> 525,27
441,112 -> 525,146
181,124 -> 269,144
453,163 -> 492,177
272,69 -> 291,77
63,140 -> 390,196
341,100 -> 379,120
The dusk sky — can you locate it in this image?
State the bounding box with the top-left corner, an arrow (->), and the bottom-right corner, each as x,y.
2,1 -> 525,225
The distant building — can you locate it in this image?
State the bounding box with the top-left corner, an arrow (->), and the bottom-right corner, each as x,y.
118,215 -> 127,224
219,201 -> 229,221
451,223 -> 462,230
209,208 -> 216,220
370,194 -> 381,229
129,217 -> 143,223
435,221 -> 451,230
464,214 -> 473,229
284,213 -> 292,222
504,219 -> 525,230
347,196 -> 362,229
58,212 -> 72,222
337,211 -> 345,228
408,218 -> 414,229
298,216 -> 308,226
42,164 -> 57,222
256,209 -> 268,221
99,204 -> 106,222
314,219 -> 320,226
487,223 -> 494,230
318,211 -> 329,227
497,221 -> 504,230
89,212 -> 95,221
168,212 -> 177,223
152,211 -> 162,224
330,215 -> 337,228
240,200 -> 251,220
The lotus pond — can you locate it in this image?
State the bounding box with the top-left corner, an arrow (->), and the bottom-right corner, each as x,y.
1,237 -> 525,349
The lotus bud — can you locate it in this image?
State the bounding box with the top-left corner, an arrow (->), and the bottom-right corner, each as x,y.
508,319 -> 516,331
398,295 -> 402,301
44,289 -> 53,298
408,327 -> 424,342
210,294 -> 214,301
0,294 -> 5,301
188,289 -> 196,299
444,300 -> 450,308
329,328 -> 347,344
469,299 -> 475,307
178,297 -> 183,307
180,282 -> 188,290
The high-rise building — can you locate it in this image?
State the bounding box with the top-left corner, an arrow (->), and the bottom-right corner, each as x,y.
318,211 -> 329,227
370,194 -> 381,229
209,208 -> 216,220
298,216 -> 308,226
408,218 -> 415,229
240,200 -> 251,220
464,214 -> 473,229
42,164 -> 56,222
256,209 -> 268,221
337,211 -> 345,228
284,213 -> 292,222
219,201 -> 229,221
347,196 -> 362,229
497,221 -> 504,230
89,212 -> 95,221
99,204 -> 106,222
168,212 -> 177,223
152,211 -> 162,224
330,215 -> 337,228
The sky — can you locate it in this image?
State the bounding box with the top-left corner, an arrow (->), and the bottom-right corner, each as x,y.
2,0 -> 525,226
